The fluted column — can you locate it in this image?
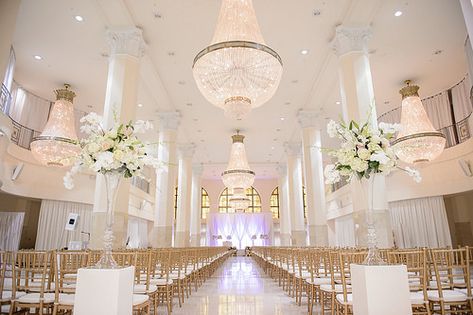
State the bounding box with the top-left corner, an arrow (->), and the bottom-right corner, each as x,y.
284,142 -> 306,246
277,165 -> 292,246
90,27 -> 145,249
175,144 -> 195,247
190,164 -> 203,247
298,110 -> 328,246
332,26 -> 392,248
150,112 -> 180,247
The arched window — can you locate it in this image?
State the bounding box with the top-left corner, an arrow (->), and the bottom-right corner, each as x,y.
218,187 -> 262,213
173,186 -> 178,221
201,187 -> 210,219
270,187 -> 279,219
303,185 -> 307,219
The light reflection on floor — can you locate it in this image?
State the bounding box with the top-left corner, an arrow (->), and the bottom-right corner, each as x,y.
170,256 -> 311,315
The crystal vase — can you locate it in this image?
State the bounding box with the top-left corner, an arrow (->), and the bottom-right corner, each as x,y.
94,171 -> 121,269
361,174 -> 386,265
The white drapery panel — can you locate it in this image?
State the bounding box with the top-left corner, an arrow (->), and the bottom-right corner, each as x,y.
35,200 -> 92,250
127,216 -> 149,249
208,212 -> 272,249
451,75 -> 472,121
0,212 -> 25,251
423,92 -> 452,130
389,196 -> 452,248
334,214 -> 355,247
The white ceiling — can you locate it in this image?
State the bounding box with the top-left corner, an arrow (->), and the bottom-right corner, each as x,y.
12,0 -> 468,179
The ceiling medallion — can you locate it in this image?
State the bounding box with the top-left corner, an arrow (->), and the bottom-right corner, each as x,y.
192,0 -> 283,120
392,80 -> 446,164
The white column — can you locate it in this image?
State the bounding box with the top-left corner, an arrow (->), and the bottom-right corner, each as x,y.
150,112 -> 180,247
190,164 -> 203,247
298,110 -> 328,246
90,28 -> 145,249
284,142 -> 306,246
174,143 -> 195,247
332,26 -> 393,248
277,165 -> 292,246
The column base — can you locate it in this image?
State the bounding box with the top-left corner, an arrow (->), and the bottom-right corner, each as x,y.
149,226 -> 173,247
280,233 -> 291,246
174,231 -> 190,247
190,234 -> 200,247
308,224 -> 329,246
89,212 -> 128,250
353,210 -> 393,248
291,230 -> 307,246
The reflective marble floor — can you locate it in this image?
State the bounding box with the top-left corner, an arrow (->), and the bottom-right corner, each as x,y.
169,256 -> 318,315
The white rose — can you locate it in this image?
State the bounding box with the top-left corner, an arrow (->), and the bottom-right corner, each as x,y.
357,148 -> 371,160
350,158 -> 368,173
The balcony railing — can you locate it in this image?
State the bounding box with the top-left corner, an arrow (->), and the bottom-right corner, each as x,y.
0,83 -> 12,114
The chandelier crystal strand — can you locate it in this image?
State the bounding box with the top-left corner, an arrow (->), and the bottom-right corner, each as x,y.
229,187 -> 251,212
222,132 -> 255,190
192,0 -> 283,120
30,84 -> 80,167
392,80 -> 446,164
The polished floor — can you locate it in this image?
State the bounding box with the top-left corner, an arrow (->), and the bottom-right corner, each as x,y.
170,256 -> 315,315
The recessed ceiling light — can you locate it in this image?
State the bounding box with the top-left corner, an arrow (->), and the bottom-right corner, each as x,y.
313,9 -> 321,16
285,101 -> 291,105
178,80 -> 186,85
280,117 -> 285,121
186,103 -> 192,106
301,49 -> 309,55
33,55 -> 43,60
138,103 -> 143,107
74,15 -> 84,22
291,80 -> 298,84
271,146 -> 275,150
335,101 -> 341,105
394,10 -> 403,17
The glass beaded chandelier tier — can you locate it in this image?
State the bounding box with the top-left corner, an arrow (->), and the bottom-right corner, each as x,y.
192,0 -> 283,120
229,187 -> 251,212
222,132 -> 255,190
31,84 -> 80,167
392,80 -> 446,164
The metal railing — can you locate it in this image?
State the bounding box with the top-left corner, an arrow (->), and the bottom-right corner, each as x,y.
131,176 -> 151,194
438,112 -> 472,148
0,83 -> 12,114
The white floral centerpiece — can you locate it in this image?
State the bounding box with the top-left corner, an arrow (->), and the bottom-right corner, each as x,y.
64,112 -> 160,268
323,118 -> 421,265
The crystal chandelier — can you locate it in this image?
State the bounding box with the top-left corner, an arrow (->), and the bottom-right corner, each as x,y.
229,187 -> 251,212
392,80 -> 446,164
222,132 -> 255,189
31,84 -> 80,167
192,0 -> 283,120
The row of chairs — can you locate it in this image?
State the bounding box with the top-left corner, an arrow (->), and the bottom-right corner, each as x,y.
252,247 -> 473,315
0,247 -> 232,315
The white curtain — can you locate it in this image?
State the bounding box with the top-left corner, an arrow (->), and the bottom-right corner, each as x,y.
389,196 -> 452,248
334,214 -> 355,247
451,75 -> 472,121
423,92 -> 452,130
378,108 -> 401,125
35,200 -> 92,250
2,47 -> 15,92
127,216 -> 149,249
0,212 -> 25,251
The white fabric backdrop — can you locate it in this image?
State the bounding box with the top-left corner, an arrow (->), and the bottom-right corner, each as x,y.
452,75 -> 472,121
389,196 -> 452,248
35,200 -> 92,250
208,212 -> 272,249
127,216 -> 149,249
0,212 -> 24,251
334,214 -> 356,247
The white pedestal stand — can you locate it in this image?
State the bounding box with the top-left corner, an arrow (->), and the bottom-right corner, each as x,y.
351,264 -> 412,315
74,266 -> 134,315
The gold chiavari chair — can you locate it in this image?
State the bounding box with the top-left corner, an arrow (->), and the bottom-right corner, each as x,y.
152,250 -> 173,314
334,251 -> 366,315
134,250 -> 158,315
320,250 -> 347,315
427,248 -> 472,315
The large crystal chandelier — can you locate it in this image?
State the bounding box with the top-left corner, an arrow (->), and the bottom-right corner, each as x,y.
229,187 -> 251,212
222,132 -> 255,189
392,80 -> 446,164
31,84 -> 80,167
192,0 -> 283,120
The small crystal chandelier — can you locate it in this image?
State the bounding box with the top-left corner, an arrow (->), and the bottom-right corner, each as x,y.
229,187 -> 251,212
192,0 -> 283,120
31,84 -> 80,167
222,131 -> 255,189
392,80 -> 446,164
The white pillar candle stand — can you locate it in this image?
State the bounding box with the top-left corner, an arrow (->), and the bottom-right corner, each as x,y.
351,264 -> 412,315
74,266 -> 134,315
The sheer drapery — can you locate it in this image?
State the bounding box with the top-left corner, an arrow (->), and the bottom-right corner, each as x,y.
207,212 -> 272,249
423,92 -> 452,130
2,47 -> 15,92
451,75 -> 472,121
0,212 -> 25,251
127,216 -> 149,249
334,214 -> 355,247
35,200 -> 92,250
389,196 -> 452,248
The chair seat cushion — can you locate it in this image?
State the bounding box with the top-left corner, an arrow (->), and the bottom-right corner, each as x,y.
321,284 -> 350,293
410,291 -> 426,305
58,293 -> 75,306
133,294 -> 149,306
150,278 -> 173,286
0,290 -> 26,302
427,290 -> 467,302
336,293 -> 353,305
307,277 -> 331,285
134,284 -> 158,294
16,292 -> 55,304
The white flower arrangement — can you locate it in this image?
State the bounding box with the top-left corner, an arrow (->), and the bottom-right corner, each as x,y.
324,119 -> 421,184
63,112 -> 161,189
